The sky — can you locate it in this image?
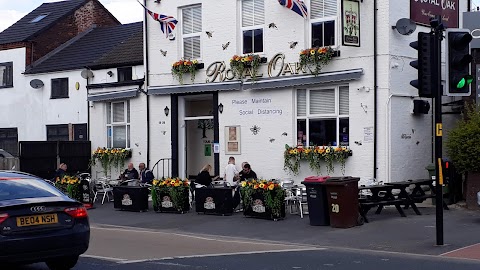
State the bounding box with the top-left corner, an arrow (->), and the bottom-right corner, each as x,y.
0,0 -> 143,32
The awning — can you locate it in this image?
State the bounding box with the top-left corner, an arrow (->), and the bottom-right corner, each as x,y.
147,68 -> 363,95
242,68 -> 364,90
148,81 -> 242,95
87,88 -> 139,102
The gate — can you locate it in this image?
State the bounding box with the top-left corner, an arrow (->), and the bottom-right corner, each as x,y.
19,141 -> 91,179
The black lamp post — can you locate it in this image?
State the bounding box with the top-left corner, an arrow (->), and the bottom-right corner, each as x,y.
164,106 -> 169,116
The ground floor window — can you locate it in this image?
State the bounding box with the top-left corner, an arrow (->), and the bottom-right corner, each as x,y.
296,86 -> 349,147
46,125 -> 69,141
0,128 -> 18,156
106,100 -> 130,148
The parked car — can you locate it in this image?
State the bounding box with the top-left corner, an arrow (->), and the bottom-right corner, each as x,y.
0,170 -> 90,269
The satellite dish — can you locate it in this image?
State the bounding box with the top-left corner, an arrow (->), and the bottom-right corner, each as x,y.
29,79 -> 44,89
80,69 -> 94,79
392,18 -> 417,36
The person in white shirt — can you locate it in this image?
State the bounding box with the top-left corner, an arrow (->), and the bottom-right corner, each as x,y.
224,156 -> 239,186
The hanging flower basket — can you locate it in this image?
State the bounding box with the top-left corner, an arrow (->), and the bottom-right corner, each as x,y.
240,179 -> 286,221
229,54 -> 265,81
299,46 -> 334,76
55,175 -> 82,201
151,178 -> 190,213
171,59 -> 203,84
89,147 -> 132,176
284,145 -> 352,175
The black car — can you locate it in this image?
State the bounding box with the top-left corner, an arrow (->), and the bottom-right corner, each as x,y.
0,171 -> 90,269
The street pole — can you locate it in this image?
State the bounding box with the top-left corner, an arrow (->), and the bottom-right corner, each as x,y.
432,17 -> 444,246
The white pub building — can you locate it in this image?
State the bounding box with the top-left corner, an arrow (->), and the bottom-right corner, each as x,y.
133,0 -> 469,183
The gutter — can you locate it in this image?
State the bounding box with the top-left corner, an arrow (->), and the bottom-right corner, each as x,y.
373,0 -> 378,179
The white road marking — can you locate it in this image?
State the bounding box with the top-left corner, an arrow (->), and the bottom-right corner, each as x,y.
116,248 -> 324,264
81,254 -> 126,262
440,243 -> 480,256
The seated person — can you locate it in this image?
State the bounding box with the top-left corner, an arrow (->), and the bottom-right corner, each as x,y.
196,164 -> 219,187
53,163 -> 67,180
139,163 -> 154,184
120,162 -> 139,180
239,163 -> 257,181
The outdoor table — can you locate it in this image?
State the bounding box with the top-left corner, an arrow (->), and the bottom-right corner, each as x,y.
358,184 -> 407,222
386,179 -> 449,210
113,185 -> 149,212
195,187 -> 235,216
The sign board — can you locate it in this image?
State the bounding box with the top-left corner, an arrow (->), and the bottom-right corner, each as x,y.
410,0 -> 459,28
463,12 -> 480,49
342,0 -> 361,47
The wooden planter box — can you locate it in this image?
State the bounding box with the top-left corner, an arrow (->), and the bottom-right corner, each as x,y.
153,188 -> 190,214
242,191 -> 286,221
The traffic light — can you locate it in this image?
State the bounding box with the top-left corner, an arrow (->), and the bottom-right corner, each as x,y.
445,29 -> 473,96
410,32 -> 435,98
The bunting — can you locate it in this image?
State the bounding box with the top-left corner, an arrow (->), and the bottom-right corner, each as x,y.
137,0 -> 178,38
278,0 -> 309,19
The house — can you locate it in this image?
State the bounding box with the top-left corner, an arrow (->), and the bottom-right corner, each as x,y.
0,0 -> 120,156
139,0 -> 469,183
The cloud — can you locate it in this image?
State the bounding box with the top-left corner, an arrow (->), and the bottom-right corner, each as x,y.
0,10 -> 28,32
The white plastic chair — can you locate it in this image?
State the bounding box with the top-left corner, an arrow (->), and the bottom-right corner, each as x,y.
296,186 -> 309,218
93,180 -> 114,205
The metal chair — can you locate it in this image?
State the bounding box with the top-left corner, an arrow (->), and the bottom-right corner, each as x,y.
296,186 -> 309,219
93,179 -> 114,205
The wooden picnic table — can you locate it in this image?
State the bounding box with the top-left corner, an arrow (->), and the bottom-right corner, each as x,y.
385,179 -> 449,210
358,184 -> 407,223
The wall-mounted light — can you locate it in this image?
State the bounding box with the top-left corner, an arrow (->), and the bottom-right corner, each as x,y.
107,71 -> 114,77
164,106 -> 170,116
218,103 -> 224,114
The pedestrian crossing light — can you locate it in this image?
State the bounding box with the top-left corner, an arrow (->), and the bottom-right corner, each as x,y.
445,29 -> 473,96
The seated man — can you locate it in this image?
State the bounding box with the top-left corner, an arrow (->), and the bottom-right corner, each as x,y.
139,163 -> 154,184
120,162 -> 139,180
239,163 -> 257,181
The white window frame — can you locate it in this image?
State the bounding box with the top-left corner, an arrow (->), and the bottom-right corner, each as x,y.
309,0 -> 338,48
106,101 -> 130,149
241,0 -> 265,54
181,5 -> 202,60
295,86 -> 349,147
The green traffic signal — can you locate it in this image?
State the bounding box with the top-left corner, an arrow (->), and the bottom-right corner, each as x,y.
455,75 -> 474,89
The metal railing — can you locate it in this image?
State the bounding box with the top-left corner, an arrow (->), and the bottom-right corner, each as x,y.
151,158 -> 172,179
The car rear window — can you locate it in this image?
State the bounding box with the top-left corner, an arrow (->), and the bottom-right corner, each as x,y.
0,179 -> 64,201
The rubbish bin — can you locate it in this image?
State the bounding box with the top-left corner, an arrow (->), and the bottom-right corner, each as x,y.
301,176 -> 330,226
323,176 -> 360,228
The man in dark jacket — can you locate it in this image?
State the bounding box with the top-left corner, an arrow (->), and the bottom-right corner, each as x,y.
139,163 -> 154,184
239,163 -> 257,181
121,162 -> 139,180
54,163 -> 67,180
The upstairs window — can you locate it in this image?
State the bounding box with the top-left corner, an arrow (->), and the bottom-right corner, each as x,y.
310,0 -> 337,47
182,5 -> 202,59
51,78 -> 69,99
117,67 -> 133,82
242,0 -> 264,54
0,62 -> 13,88
30,14 -> 49,23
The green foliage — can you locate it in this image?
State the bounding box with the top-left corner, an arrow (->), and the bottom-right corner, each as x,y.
446,103 -> 480,173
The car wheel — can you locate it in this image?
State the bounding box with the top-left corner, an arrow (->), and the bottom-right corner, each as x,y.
46,256 -> 79,270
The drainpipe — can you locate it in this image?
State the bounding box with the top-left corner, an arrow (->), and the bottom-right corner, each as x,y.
144,0 -> 151,169
373,0 -> 378,179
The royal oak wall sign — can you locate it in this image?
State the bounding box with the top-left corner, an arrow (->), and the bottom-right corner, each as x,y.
410,0 -> 459,28
206,53 -> 309,83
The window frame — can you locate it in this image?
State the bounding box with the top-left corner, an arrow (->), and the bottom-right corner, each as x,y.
50,78 -> 69,99
46,124 -> 69,141
0,128 -> 18,156
106,101 -> 130,149
309,0 -> 338,48
117,67 -> 133,82
241,0 -> 265,54
0,62 -> 13,89
30,13 -> 49,23
181,5 -> 202,60
295,85 -> 349,147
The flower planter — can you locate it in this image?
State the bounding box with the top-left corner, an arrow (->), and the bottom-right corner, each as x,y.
240,180 -> 286,221
151,179 -> 191,214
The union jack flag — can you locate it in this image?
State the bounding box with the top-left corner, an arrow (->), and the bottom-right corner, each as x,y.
137,1 -> 178,38
278,0 -> 308,19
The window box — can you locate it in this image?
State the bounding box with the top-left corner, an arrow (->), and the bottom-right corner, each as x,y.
171,59 -> 202,84
229,54 -> 266,81
299,47 -> 335,76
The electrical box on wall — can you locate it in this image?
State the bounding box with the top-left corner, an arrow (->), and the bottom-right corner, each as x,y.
413,100 -> 430,115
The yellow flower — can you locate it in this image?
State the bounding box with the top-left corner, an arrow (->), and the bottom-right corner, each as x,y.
259,183 -> 265,189
241,181 -> 247,187
193,60 -> 198,64
160,181 -> 165,186
174,183 -> 181,187
326,148 -> 331,153
153,180 -> 159,186
310,50 -> 315,55
268,184 -> 275,190
170,180 -> 176,185
253,184 -> 259,189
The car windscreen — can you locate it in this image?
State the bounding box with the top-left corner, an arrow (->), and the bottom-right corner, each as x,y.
0,179 -> 64,201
